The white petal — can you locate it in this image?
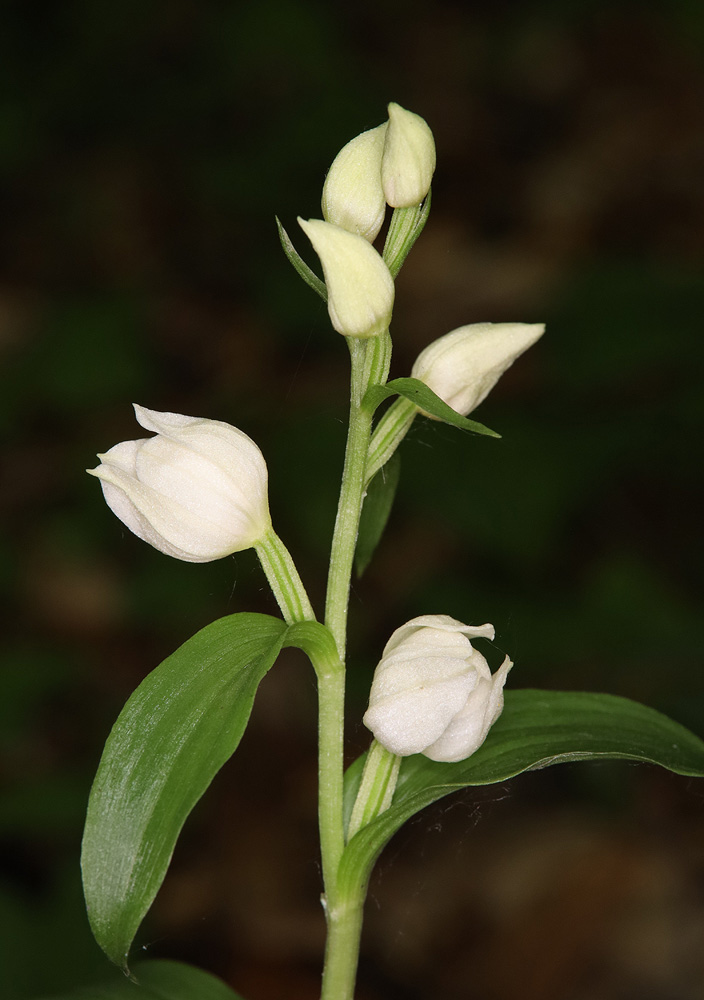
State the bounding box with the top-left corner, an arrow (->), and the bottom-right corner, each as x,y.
364,671 -> 473,756
412,322 -> 545,417
322,123 -> 388,242
424,656 -> 512,762
298,218 -> 394,338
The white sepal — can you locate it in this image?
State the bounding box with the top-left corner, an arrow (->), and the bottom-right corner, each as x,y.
411,322 -> 545,417
298,218 -> 394,338
381,102 -> 436,208
363,614 -> 511,762
88,405 -> 271,562
322,123 -> 388,242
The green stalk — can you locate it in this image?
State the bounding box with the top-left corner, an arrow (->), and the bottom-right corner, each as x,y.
324,334 -> 389,658
255,528 -> 315,624
320,894 -> 366,1000
315,652 -> 346,904
316,332 -> 391,1000
365,395 -> 417,484
347,740 -> 401,840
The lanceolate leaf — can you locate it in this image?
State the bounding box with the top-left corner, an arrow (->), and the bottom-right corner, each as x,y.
39,960 -> 245,1000
339,689 -> 704,895
275,216 -> 327,300
355,452 -> 401,576
364,377 -> 500,437
81,613 -> 288,970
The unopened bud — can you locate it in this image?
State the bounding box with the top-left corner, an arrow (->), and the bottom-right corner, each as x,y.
298,218 -> 394,338
363,614 -> 511,762
381,102 -> 436,208
322,123 -> 388,242
411,322 -> 545,417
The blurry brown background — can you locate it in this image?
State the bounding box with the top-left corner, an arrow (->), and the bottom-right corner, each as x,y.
2,1 -> 704,998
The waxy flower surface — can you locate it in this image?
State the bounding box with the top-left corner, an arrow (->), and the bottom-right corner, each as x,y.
364,614 -> 512,762
88,405 -> 271,562
322,123 -> 388,242
381,102 -> 436,208
412,321 -> 545,417
298,217 -> 394,338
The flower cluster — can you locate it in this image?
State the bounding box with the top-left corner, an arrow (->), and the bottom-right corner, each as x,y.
88,102 -> 544,768
299,102 -> 435,339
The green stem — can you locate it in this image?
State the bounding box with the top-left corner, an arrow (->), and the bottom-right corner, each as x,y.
320,893 -> 366,1000
365,395 -> 417,484
316,333 -> 392,999
383,192 -> 431,278
324,335 -> 388,658
315,655 -> 346,904
255,528 -> 315,624
347,739 -> 401,840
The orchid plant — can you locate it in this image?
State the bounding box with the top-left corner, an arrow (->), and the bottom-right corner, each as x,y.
71,103 -> 704,1000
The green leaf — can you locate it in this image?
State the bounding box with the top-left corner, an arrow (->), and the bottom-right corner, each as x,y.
339,689 -> 704,894
275,216 -> 327,300
364,377 -> 500,438
38,960 -> 245,1000
355,452 -> 401,576
81,613 -> 288,971
284,619 -> 341,677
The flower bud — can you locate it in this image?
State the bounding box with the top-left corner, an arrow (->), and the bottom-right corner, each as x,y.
411,322 -> 545,417
363,614 -> 512,762
88,405 -> 271,562
322,123 -> 388,242
298,218 -> 394,338
381,102 -> 436,208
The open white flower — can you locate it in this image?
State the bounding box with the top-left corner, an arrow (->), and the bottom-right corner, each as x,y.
363,614 -> 512,762
412,322 -> 545,417
88,405 -> 271,562
298,217 -> 394,338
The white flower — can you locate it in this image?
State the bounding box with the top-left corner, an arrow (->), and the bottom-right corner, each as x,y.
88,405 -> 271,562
363,614 -> 512,762
411,322 -> 545,417
322,123 -> 388,242
298,218 -> 394,338
381,102 -> 436,208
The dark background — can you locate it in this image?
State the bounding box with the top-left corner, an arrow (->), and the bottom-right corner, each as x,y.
2,1 -> 704,997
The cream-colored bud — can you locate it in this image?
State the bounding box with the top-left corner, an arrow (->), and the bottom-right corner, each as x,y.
88,405 -> 271,562
411,322 -> 545,417
322,123 -> 388,242
381,102 -> 436,208
298,218 -> 394,338
363,614 -> 511,762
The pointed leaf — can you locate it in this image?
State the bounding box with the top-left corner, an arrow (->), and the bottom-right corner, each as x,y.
38,960 -> 245,1000
81,613 -> 288,970
364,377 -> 500,437
275,216 -> 327,300
355,452 -> 401,576
340,689 -> 704,893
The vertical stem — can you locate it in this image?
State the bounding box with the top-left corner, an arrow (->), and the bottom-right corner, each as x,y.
324,336 -> 385,659
316,658 -> 346,899
316,333 -> 390,999
320,894 -> 365,1000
